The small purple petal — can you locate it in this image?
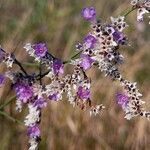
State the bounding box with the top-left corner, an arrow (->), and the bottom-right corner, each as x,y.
53,59 -> 64,75
81,7 -> 96,21
14,83 -> 33,103
113,30 -> 125,44
32,43 -> 47,57
27,125 -> 40,138
48,92 -> 61,101
0,75 -> 5,87
80,54 -> 94,70
33,98 -> 47,109
83,34 -> 97,49
116,93 -> 129,109
77,86 -> 90,100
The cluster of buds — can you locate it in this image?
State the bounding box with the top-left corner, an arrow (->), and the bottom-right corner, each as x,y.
131,0 -> 150,23
0,2 -> 150,150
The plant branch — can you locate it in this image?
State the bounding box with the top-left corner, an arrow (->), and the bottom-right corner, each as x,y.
0,110 -> 23,125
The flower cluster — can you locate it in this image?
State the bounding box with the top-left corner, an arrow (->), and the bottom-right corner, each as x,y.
131,0 -> 150,23
0,3 -> 150,150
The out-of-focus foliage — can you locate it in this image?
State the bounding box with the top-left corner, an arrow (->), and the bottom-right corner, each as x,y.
0,0 -> 150,149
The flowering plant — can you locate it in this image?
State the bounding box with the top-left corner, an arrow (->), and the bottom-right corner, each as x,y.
0,0 -> 150,149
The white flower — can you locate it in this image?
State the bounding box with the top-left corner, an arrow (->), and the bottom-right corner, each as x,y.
24,104 -> 40,126
24,43 -> 35,57
29,138 -> 38,150
90,104 -> 105,116
137,8 -> 149,22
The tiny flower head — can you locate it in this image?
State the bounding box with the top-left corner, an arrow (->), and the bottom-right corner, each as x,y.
77,86 -> 90,100
27,125 -> 40,138
80,54 -> 94,70
48,92 -> 61,101
33,98 -> 47,109
116,93 -> 129,110
53,59 -> 64,75
14,83 -> 33,103
83,34 -> 97,49
81,7 -> 96,21
32,43 -> 47,58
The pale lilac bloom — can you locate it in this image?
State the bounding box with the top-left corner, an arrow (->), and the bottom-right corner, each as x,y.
83,34 -> 97,49
80,54 -> 94,70
81,7 -> 96,21
32,43 -> 47,58
53,59 -> 64,75
116,93 -> 129,110
14,83 -> 33,103
33,98 -> 47,109
112,30 -> 125,44
77,86 -> 90,100
27,125 -> 40,138
48,92 -> 61,101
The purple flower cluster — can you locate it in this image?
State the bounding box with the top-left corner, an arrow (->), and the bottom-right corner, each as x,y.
0,3 -> 150,150
14,83 -> 33,103
32,43 -> 47,58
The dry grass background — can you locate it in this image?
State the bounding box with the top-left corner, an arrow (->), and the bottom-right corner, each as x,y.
0,0 -> 150,150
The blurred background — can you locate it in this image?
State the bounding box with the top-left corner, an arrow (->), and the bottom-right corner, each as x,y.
0,0 -> 150,150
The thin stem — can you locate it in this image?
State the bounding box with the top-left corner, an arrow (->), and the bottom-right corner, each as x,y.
0,111 -> 23,125
63,51 -> 82,64
0,95 -> 16,110
124,6 -> 137,18
14,58 -> 28,76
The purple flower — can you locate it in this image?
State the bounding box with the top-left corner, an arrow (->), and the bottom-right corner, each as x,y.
77,86 -> 90,100
83,34 -> 97,49
0,75 -> 5,87
33,98 -> 47,109
112,30 -> 125,44
27,125 -> 40,138
53,59 -> 64,75
81,7 -> 96,21
48,92 -> 61,101
116,93 -> 129,109
80,54 -> 94,70
0,49 -> 5,62
32,43 -> 47,57
14,83 -> 33,103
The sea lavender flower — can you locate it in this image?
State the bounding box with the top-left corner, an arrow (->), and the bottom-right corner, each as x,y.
116,93 -> 129,110
0,74 -> 5,87
83,34 -> 97,49
77,86 -> 90,100
27,125 -> 40,139
80,54 -> 94,70
112,30 -> 126,44
48,92 -> 61,101
14,83 -> 33,103
81,7 -> 96,21
33,98 -> 47,109
131,0 -> 150,23
52,59 -> 64,75
32,43 -> 47,58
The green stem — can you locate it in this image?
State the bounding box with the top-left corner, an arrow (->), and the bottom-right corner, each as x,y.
0,111 -> 23,125
0,95 -> 16,110
124,6 -> 137,18
63,51 -> 82,64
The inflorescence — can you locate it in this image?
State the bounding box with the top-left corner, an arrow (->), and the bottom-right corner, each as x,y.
0,0 -> 150,149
